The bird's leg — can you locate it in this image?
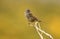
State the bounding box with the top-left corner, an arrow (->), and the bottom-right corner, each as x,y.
28,22 -> 34,26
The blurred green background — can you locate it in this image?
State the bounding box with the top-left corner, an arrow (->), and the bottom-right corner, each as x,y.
0,0 -> 60,39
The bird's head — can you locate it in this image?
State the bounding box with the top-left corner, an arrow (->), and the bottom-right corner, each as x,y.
25,9 -> 31,13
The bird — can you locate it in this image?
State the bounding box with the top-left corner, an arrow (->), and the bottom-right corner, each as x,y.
24,9 -> 41,23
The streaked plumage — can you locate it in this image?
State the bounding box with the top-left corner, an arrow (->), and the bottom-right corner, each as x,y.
24,9 -> 41,22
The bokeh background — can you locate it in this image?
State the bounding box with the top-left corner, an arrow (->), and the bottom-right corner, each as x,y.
0,0 -> 60,39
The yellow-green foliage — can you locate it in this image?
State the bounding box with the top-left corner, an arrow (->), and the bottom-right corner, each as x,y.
0,0 -> 60,39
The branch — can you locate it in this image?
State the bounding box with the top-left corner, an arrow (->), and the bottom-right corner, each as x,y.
34,22 -> 43,39
34,21 -> 53,39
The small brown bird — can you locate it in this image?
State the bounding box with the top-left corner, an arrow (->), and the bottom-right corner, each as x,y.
24,9 -> 41,23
